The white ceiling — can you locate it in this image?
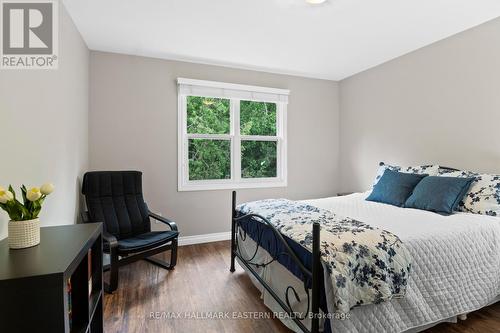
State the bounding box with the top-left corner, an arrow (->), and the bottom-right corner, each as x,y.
63,0 -> 500,81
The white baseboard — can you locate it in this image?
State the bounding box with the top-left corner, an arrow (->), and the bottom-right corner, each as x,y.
178,231 -> 231,246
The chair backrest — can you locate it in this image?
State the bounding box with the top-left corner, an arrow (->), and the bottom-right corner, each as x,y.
82,171 -> 151,239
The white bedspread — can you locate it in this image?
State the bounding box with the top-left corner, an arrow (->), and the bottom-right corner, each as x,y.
305,193 -> 500,332
238,193 -> 500,333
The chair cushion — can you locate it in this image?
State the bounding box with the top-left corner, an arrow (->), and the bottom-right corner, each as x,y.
366,169 -> 428,207
82,171 -> 151,239
117,231 -> 179,253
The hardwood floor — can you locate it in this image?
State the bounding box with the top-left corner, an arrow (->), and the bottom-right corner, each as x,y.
104,240 -> 500,333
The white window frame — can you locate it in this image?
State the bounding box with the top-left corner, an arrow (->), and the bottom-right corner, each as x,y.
177,78 -> 289,191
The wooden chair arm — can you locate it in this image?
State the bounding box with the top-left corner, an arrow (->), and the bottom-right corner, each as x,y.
149,211 -> 178,232
103,231 -> 118,249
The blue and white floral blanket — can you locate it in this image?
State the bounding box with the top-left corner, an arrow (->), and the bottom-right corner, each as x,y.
237,199 -> 412,314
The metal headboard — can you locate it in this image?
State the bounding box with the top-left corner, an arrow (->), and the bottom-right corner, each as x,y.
439,166 -> 460,172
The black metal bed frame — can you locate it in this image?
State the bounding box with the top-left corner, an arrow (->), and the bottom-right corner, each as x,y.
229,166 -> 460,332
229,191 -> 322,333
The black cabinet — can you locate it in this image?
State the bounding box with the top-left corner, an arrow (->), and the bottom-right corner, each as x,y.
0,223 -> 103,333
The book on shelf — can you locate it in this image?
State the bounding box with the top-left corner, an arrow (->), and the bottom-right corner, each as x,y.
67,278 -> 72,330
88,249 -> 92,297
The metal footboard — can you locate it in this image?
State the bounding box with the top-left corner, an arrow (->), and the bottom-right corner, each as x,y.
229,191 -> 322,333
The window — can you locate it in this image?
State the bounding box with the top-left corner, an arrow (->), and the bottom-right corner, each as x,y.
177,78 -> 289,191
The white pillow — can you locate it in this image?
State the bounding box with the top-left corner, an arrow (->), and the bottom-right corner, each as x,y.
372,162 -> 439,187
438,168 -> 500,216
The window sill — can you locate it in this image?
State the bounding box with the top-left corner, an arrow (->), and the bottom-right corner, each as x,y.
178,179 -> 287,192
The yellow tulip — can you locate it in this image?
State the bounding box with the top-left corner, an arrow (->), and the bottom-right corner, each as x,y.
40,183 -> 55,195
0,188 -> 14,204
26,187 -> 42,202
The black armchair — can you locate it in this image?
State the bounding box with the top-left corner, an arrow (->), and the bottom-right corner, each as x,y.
81,171 -> 178,293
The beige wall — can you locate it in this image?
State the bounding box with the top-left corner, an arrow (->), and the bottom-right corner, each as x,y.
0,5 -> 89,239
339,17 -> 500,192
1,2 -> 497,241
89,51 -> 340,236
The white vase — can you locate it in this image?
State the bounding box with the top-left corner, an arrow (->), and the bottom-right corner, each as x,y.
8,218 -> 40,249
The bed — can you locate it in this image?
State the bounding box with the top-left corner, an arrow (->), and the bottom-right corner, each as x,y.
230,191 -> 500,333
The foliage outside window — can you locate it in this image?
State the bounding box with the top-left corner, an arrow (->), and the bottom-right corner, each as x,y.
178,79 -> 288,191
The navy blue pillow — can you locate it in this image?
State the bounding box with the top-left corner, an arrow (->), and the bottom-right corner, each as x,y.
404,176 -> 474,215
366,170 -> 428,207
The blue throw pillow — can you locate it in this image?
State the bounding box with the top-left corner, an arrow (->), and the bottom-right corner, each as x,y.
366,170 -> 428,207
404,176 -> 474,215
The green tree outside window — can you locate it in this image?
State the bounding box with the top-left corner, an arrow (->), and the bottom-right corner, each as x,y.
187,96 -> 278,181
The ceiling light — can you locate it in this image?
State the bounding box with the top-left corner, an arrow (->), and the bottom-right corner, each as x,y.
306,0 -> 326,4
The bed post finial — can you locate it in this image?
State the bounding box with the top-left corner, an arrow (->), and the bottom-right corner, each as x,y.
230,191 -> 236,272
311,222 -> 321,333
